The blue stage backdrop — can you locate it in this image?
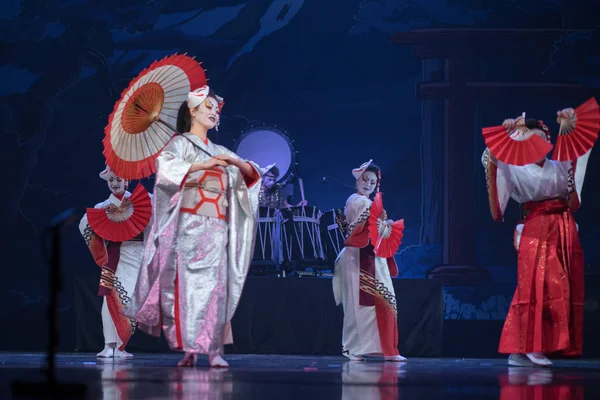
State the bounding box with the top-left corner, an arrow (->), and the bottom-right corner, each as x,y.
1,0 -> 600,355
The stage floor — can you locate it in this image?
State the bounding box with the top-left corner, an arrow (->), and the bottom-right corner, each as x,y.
1,353 -> 600,399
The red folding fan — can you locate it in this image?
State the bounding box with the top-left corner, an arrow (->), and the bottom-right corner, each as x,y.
87,184 -> 152,243
368,192 -> 404,258
552,97 -> 600,161
482,124 -> 553,166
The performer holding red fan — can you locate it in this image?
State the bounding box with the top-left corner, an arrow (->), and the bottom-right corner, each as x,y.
552,97 -> 600,161
368,192 -> 404,259
86,184 -> 151,243
482,112 -> 553,166
332,160 -> 406,362
79,166 -> 152,358
481,98 -> 599,367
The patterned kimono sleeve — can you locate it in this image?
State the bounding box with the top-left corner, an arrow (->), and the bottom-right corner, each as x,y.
566,149 -> 592,212
78,213 -> 108,267
344,194 -> 371,248
156,137 -> 194,192
481,148 -> 514,222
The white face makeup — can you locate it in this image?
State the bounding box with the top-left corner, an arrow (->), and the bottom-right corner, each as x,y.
106,171 -> 127,196
192,97 -> 220,130
531,128 -> 551,163
356,170 -> 377,197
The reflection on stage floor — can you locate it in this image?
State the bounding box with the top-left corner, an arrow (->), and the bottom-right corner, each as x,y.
1,353 -> 599,399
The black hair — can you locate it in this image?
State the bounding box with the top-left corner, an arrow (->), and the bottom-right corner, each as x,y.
525,118 -> 542,130
176,101 -> 191,133
365,163 -> 381,181
524,118 -> 550,141
266,166 -> 280,178
176,88 -> 221,133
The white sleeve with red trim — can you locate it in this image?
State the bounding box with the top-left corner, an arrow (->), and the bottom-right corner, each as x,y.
481,148 -> 514,222
573,149 -> 591,205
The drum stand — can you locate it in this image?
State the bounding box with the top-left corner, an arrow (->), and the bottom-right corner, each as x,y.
291,207 -> 325,261
252,207 -> 336,277
252,208 -> 285,276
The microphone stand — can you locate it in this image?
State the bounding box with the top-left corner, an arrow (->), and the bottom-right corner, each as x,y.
12,209 -> 87,399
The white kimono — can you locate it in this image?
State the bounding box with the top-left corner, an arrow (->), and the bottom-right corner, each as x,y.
79,191 -> 148,349
333,193 -> 399,357
481,149 -> 590,248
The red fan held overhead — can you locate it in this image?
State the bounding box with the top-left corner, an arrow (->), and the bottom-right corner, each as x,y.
552,97 -> 600,161
87,184 -> 152,243
103,54 -> 207,180
482,117 -> 553,166
368,192 -> 404,258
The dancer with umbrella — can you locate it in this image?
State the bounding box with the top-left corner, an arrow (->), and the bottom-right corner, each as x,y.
103,54 -> 261,367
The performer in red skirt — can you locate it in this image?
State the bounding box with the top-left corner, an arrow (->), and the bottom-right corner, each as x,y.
482,105 -> 597,367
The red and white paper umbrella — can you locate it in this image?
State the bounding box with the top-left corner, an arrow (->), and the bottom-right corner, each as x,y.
103,54 -> 207,180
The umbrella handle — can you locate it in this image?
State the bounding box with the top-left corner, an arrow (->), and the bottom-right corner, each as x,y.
155,118 -> 214,159
155,117 -> 177,132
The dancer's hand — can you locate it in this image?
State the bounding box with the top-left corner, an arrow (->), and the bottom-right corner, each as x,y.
191,158 -> 227,172
105,204 -> 118,213
214,153 -> 256,178
502,116 -> 525,132
556,107 -> 575,123
213,154 -> 238,166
